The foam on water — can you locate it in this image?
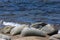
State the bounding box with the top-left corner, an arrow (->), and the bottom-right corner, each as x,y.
58,30 -> 60,34
2,21 -> 21,27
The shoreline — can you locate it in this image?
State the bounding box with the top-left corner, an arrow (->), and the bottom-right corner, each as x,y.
0,21 -> 60,40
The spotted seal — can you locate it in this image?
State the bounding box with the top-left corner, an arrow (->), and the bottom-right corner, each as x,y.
10,24 -> 29,35
20,27 -> 47,37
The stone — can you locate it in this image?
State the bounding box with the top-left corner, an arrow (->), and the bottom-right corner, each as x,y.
49,34 -> 60,40
0,38 -> 6,40
2,25 -> 14,33
30,22 -> 46,29
0,34 -> 11,40
10,24 -> 29,35
41,24 -> 56,35
14,36 -> 42,40
49,38 -> 59,40
20,27 -> 47,37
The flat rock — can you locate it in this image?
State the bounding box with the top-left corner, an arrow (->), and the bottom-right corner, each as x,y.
49,34 -> 60,40
13,36 -> 49,40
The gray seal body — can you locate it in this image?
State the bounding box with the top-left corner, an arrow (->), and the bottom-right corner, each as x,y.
20,27 -> 47,37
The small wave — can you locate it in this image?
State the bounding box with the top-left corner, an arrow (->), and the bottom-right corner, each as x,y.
0,20 -> 22,27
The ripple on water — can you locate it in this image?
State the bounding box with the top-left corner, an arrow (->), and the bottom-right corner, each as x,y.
0,0 -> 60,24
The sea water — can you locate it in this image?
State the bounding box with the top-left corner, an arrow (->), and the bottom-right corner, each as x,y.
0,0 -> 60,24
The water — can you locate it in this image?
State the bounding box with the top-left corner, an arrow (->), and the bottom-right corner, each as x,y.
0,0 -> 60,24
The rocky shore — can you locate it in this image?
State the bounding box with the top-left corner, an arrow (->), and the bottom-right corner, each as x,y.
0,21 -> 60,40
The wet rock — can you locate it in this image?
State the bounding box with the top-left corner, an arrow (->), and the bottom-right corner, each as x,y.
2,25 -> 14,34
49,34 -> 60,40
30,22 -> 47,29
20,27 -> 47,37
41,24 -> 56,35
10,24 -> 29,35
0,34 -> 11,40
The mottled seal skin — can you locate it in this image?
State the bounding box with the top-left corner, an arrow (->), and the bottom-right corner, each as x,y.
2,25 -> 14,34
30,22 -> 47,29
20,27 -> 47,37
10,24 -> 29,35
41,24 -> 57,35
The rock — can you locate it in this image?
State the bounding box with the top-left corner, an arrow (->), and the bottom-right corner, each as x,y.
2,25 -> 14,33
20,27 -> 47,37
30,22 -> 47,29
49,34 -> 60,40
10,24 -> 29,35
49,38 -> 59,40
41,24 -> 56,35
0,38 -> 6,40
3,21 -> 21,27
0,34 -> 11,40
13,36 -> 46,40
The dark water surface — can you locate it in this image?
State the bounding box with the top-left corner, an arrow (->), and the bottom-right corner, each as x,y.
0,0 -> 60,24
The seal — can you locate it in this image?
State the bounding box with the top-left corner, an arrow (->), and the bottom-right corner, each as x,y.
41,24 -> 56,35
2,25 -> 14,34
20,27 -> 47,37
10,24 -> 29,35
30,22 -> 47,29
